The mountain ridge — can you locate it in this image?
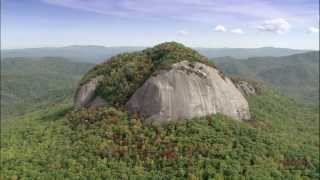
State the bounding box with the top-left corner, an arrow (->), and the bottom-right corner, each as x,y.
213,51 -> 319,104
2,45 -> 311,63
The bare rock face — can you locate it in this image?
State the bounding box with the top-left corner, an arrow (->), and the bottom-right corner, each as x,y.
74,75 -> 106,109
89,96 -> 108,108
235,80 -> 257,96
126,61 -> 251,123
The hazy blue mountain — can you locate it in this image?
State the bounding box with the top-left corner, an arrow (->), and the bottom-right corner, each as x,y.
2,46 -> 144,63
197,47 -> 309,59
2,46 -> 310,63
212,51 -> 319,104
1,57 -> 94,119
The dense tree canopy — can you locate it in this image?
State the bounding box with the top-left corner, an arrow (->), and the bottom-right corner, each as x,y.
1,89 -> 319,179
80,42 -> 214,107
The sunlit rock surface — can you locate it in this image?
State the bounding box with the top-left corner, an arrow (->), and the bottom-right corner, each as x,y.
126,61 -> 250,122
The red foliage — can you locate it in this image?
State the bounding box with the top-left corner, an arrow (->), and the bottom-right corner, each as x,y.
160,150 -> 177,159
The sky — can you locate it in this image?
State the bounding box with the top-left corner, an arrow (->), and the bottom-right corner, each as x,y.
1,0 -> 319,49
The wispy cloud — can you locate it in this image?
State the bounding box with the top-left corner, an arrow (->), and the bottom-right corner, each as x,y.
230,28 -> 244,34
257,18 -> 291,34
40,0 -> 317,24
41,0 -> 129,17
308,26 -> 319,33
178,29 -> 189,36
214,25 -> 227,32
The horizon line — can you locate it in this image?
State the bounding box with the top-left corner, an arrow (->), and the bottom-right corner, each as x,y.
2,44 -> 318,51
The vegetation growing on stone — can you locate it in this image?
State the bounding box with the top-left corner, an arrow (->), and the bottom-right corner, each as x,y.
230,76 -> 266,95
1,89 -> 319,179
2,44 -> 318,179
213,51 -> 319,104
79,42 -> 214,107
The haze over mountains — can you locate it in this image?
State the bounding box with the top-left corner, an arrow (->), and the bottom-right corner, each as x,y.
1,46 -> 144,63
1,47 -> 318,120
213,51 -> 319,104
2,46 -> 310,63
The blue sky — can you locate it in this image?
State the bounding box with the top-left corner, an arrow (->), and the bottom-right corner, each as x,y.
1,0 -> 319,49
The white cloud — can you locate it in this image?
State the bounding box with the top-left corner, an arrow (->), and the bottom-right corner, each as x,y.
214,25 -> 227,32
178,29 -> 189,36
257,18 -> 291,34
41,0 -> 317,27
308,27 -> 319,33
230,28 -> 244,34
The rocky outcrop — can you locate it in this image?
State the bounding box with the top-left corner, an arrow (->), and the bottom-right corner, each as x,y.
89,96 -> 108,108
126,61 -> 250,122
74,42 -> 253,122
74,76 -> 106,109
235,80 -> 256,96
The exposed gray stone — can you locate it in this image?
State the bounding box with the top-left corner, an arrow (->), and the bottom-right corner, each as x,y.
235,80 -> 256,96
74,75 -> 105,109
126,61 -> 251,122
89,96 -> 107,108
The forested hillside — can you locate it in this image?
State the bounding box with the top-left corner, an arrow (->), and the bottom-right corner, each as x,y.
1,89 -> 319,179
2,0 -> 318,178
1,57 -> 93,119
1,44 -> 319,179
213,51 -> 319,104
2,51 -> 318,119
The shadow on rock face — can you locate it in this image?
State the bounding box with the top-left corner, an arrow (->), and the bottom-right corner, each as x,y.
74,75 -> 107,109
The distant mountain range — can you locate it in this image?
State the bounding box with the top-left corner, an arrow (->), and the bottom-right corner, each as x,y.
1,48 -> 318,119
197,47 -> 310,59
1,46 -> 144,63
213,51 -> 319,104
2,45 -> 310,63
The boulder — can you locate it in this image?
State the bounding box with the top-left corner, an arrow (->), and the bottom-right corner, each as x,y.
235,80 -> 257,96
74,75 -> 106,109
126,61 -> 250,123
89,96 -> 108,108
